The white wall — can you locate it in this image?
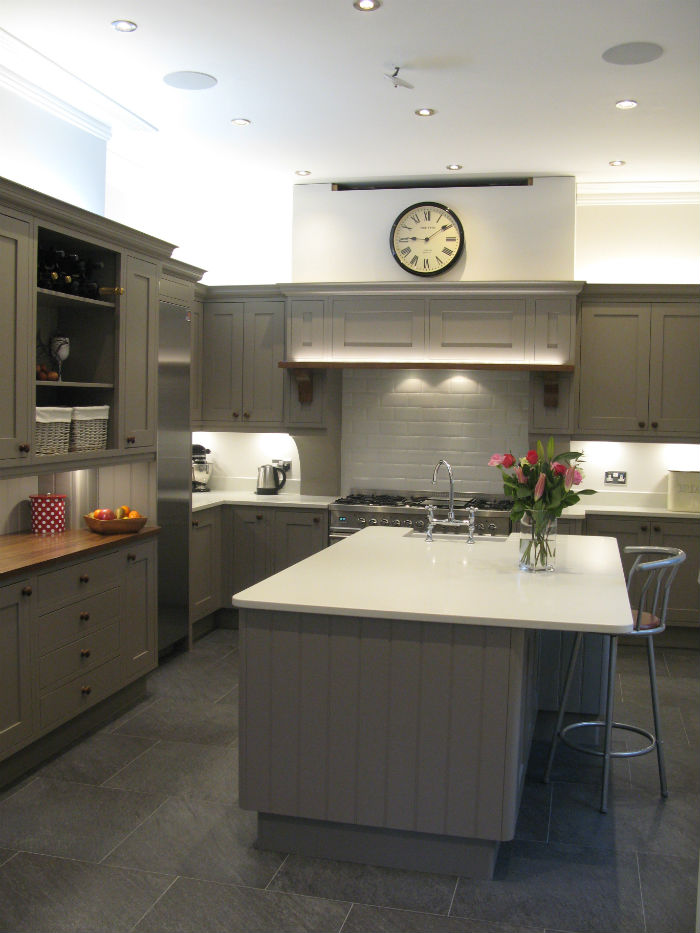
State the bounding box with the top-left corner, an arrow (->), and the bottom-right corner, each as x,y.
192,431 -> 301,493
292,177 -> 575,283
0,86 -> 106,214
341,369 -> 530,494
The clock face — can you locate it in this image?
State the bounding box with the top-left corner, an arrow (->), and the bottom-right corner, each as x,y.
390,202 -> 465,276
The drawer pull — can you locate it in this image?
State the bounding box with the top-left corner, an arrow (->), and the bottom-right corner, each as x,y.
192,520 -> 199,527
256,513 -> 263,520
126,435 -> 136,444
127,553 -> 136,561
80,648 -> 91,658
22,585 -> 33,597
81,685 -> 92,696
638,421 -> 645,429
79,574 -> 89,583
80,612 -> 90,621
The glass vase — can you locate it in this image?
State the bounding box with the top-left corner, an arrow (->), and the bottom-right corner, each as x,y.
519,511 -> 557,572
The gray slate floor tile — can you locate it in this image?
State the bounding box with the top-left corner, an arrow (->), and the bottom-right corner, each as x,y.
343,902 -> 544,932
37,731 -> 157,785
133,875 -> 350,933
270,853 -> 457,914
514,780 -> 551,842
0,850 -> 173,933
103,738 -> 239,803
113,695 -> 239,745
0,777 -> 165,862
105,793 -> 285,887
451,840 -> 643,932
638,850 -> 699,933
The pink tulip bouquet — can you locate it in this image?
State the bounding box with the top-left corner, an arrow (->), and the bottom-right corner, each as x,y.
489,438 -> 595,570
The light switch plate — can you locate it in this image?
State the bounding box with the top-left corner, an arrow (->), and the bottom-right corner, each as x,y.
605,470 -> 627,485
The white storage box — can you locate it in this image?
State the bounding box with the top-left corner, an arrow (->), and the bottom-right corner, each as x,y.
667,471 -> 700,512
35,407 -> 72,455
69,405 -> 109,451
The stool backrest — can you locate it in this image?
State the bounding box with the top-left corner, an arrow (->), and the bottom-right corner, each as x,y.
623,546 -> 686,632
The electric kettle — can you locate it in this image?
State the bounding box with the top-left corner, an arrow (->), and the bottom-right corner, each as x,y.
256,464 -> 286,495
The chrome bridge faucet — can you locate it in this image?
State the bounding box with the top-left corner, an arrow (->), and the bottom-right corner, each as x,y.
426,459 -> 476,544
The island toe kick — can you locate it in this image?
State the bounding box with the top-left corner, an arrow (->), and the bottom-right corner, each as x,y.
238,609 -> 539,880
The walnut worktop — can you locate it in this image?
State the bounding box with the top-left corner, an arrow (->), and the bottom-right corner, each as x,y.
0,526 -> 160,580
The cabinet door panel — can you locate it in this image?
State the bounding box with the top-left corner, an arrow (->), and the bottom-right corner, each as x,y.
272,509 -> 327,574
650,519 -> 700,625
0,580 -> 34,756
121,540 -> 157,682
649,303 -> 700,436
332,298 -> 425,360
429,299 -> 527,361
190,508 -> 222,622
287,299 -> 326,360
123,255 -> 158,447
0,212 -> 32,461
232,508 -> 270,594
190,300 -> 203,422
533,296 -> 574,363
242,301 -> 284,423
577,304 -> 651,434
201,303 -> 244,421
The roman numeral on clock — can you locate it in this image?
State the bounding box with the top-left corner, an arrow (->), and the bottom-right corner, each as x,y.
409,255 -> 418,266
442,247 -> 454,256
400,247 -> 411,257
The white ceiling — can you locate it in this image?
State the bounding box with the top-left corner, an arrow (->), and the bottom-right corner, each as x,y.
1,0 -> 699,191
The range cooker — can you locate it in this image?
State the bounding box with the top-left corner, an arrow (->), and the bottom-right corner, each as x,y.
329,491 -> 513,543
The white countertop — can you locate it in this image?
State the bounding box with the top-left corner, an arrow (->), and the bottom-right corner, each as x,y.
192,491 -> 336,511
233,527 -> 634,635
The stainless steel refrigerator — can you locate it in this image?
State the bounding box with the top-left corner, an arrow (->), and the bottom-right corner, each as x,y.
156,298 -> 191,653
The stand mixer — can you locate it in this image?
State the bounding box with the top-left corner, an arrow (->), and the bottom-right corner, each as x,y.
192,444 -> 212,492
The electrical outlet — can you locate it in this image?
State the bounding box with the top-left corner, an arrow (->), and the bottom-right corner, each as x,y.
273,459 -> 291,473
604,470 -> 627,485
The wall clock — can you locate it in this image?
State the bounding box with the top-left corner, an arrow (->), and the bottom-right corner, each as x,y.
390,201 -> 465,276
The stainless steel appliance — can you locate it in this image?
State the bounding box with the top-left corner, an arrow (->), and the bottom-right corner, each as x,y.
156,298 -> 191,653
256,463 -> 286,495
192,444 -> 212,492
329,491 -> 512,544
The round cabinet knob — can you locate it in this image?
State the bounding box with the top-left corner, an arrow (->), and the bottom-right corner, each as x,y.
18,443 -> 30,453
80,648 -> 91,658
192,519 -> 199,527
81,685 -> 92,696
126,435 -> 136,444
638,421 -> 646,429
313,517 -> 320,524
79,574 -> 89,583
232,411 -> 239,418
80,612 -> 90,621
256,513 -> 263,520
243,412 -> 250,419
641,524 -> 648,532
653,525 -> 661,533
21,585 -> 32,597
127,553 -> 136,561
651,422 -> 659,429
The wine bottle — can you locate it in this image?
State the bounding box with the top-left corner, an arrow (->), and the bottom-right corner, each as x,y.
98,286 -> 125,297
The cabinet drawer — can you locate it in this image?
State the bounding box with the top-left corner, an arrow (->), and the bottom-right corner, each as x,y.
38,586 -> 120,654
36,551 -> 121,609
39,657 -> 122,733
39,621 -> 120,692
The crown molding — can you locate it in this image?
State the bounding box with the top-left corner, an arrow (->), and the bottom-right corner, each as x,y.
577,182 -> 700,207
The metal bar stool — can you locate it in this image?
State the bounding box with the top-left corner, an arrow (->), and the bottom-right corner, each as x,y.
544,545 -> 686,813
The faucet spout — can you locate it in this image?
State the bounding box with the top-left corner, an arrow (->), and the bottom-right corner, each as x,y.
432,459 -> 455,521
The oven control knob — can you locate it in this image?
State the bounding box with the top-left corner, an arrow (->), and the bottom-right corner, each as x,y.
358,517 -> 366,525
487,522 -> 497,534
393,519 -> 401,526
381,518 -> 389,525
403,519 -> 412,526
476,522 -> 485,532
368,518 -> 377,525
415,520 -> 425,529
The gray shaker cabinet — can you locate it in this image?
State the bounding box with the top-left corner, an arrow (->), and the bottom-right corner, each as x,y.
201,299 -> 285,427
0,579 -> 35,757
190,507 -> 222,624
0,210 -> 32,462
577,300 -> 700,439
271,508 -> 327,573
121,255 -> 158,449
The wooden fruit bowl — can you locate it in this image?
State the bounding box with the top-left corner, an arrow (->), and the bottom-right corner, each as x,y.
84,515 -> 147,535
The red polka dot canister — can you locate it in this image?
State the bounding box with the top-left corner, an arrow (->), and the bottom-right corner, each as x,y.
29,494 -> 67,535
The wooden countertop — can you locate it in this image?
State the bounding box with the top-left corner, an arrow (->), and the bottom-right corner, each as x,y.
0,526 -> 160,579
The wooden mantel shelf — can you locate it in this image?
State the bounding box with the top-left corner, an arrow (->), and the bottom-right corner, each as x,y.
281,361 -> 573,404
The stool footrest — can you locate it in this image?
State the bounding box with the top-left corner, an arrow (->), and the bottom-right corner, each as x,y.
560,720 -> 657,759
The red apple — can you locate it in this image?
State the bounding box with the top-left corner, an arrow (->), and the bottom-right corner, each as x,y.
93,508 -> 115,521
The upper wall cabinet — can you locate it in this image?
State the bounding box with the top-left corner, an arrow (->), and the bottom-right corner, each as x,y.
0,176 -> 177,472
576,288 -> 700,439
201,290 -> 285,428
331,297 -> 426,360
428,298 -> 526,361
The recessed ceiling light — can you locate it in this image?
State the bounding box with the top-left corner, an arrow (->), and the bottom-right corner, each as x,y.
446,163 -> 463,171
353,0 -> 381,10
415,108 -> 436,117
615,99 -> 638,110
111,19 -> 137,32
609,160 -> 626,167
602,42 -> 663,65
295,170 -> 312,176
231,117 -> 251,126
163,71 -> 218,90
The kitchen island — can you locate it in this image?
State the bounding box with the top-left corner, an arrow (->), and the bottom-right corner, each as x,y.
233,528 -> 633,878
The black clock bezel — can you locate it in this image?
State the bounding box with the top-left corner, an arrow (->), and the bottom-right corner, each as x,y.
389,201 -> 465,277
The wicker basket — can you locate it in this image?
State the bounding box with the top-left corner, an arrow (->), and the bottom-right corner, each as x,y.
69,405 -> 109,451
35,407 -> 72,455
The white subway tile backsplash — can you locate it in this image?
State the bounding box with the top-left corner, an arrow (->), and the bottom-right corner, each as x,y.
341,369 -> 529,492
